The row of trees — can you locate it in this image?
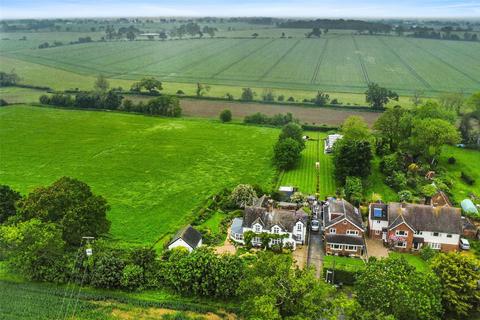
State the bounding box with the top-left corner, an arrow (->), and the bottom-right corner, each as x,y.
38,75 -> 181,117
244,112 -> 296,126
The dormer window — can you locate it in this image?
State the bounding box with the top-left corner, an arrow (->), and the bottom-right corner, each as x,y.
254,224 -> 261,233
272,226 -> 280,234
296,224 -> 302,232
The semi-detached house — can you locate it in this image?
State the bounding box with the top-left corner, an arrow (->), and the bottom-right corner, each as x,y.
368,202 -> 462,252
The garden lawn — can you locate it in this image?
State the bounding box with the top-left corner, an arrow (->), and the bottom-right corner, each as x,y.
323,255 -> 366,272
388,252 -> 429,272
365,157 -> 398,203
439,146 -> 480,205
279,132 -> 336,198
0,105 -> 278,247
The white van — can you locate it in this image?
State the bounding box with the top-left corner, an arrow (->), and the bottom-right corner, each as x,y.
460,238 -> 470,250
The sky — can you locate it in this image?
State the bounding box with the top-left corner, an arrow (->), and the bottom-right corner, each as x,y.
1,0 -> 480,19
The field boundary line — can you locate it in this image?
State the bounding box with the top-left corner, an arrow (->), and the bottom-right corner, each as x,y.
211,39 -> 276,78
113,39 -> 225,78
377,37 -> 432,89
351,35 -> 370,84
404,38 -> 480,84
310,39 -> 329,84
259,39 -> 301,81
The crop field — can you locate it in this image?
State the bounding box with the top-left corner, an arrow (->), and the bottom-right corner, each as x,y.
1,33 -> 479,95
279,132 -> 336,198
0,279 -> 233,320
0,105 -> 278,246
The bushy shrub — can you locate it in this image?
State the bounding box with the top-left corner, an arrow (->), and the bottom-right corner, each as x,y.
91,252 -> 125,289
121,264 -> 144,291
219,109 -> 232,123
287,96 -> 295,102
0,98 -> 8,106
420,245 -> 437,261
277,95 -> 285,102
398,190 -> 413,202
461,171 -> 475,185
176,90 -> 185,95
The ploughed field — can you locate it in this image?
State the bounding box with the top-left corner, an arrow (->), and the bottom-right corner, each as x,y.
0,105 -> 278,246
1,33 -> 479,95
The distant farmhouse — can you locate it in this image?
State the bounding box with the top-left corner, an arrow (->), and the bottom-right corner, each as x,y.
322,198 -> 366,257
324,134 -> 343,153
368,202 -> 462,252
168,225 -> 203,252
230,196 -> 308,250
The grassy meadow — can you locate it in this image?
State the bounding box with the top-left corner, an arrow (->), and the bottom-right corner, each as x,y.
279,132 -> 336,198
1,33 -> 479,98
0,105 -> 278,247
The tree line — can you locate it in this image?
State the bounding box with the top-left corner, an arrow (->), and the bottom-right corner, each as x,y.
38,75 -> 181,117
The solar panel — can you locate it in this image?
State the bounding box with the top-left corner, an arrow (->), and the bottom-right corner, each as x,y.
373,207 -> 383,218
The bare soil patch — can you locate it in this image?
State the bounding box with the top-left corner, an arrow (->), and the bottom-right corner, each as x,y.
180,99 -> 381,126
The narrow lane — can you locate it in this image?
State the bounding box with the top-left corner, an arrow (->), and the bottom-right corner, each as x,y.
307,229 -> 324,278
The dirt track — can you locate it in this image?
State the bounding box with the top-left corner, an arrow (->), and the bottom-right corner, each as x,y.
180,99 -> 381,126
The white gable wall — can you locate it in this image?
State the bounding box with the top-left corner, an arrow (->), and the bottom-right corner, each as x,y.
168,238 -> 194,252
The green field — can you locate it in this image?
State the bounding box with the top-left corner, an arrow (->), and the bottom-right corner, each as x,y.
0,105 -> 278,246
1,33 -> 479,96
279,132 -> 336,198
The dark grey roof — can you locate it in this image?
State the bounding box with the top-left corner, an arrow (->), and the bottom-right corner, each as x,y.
326,234 -> 365,246
243,206 -> 308,232
170,225 -> 202,249
387,203 -> 462,234
413,237 -> 424,243
370,202 -> 388,221
325,198 -> 363,229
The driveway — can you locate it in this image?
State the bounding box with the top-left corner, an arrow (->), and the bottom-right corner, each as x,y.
307,230 -> 324,278
365,238 -> 389,258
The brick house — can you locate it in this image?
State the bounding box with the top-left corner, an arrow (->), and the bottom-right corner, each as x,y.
323,198 -> 365,257
369,202 -> 462,252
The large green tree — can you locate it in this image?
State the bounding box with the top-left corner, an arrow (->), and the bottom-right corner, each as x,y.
273,138 -> 302,170
279,123 -> 305,149
355,257 -> 443,320
408,118 -> 460,165
333,139 -> 373,184
0,185 -> 21,224
230,184 -> 257,208
414,101 -> 457,124
373,105 -> 407,152
18,177 -> 110,246
430,253 -> 480,317
365,82 -> 399,110
341,116 -> 372,142
238,251 -> 336,320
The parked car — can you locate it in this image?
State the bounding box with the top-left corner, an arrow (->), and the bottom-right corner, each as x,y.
460,238 -> 470,250
311,219 -> 320,232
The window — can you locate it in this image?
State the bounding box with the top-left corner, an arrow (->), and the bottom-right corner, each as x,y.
296,224 -> 302,232
329,228 -> 336,234
254,225 -> 261,233
414,230 -> 420,235
433,232 -> 439,237
395,230 -> 408,236
234,233 -> 243,240
252,237 -> 260,244
331,244 -> 343,250
343,220 -> 347,224
272,226 -> 280,234
446,234 -> 452,238
395,241 -> 407,248
271,238 -> 281,245
346,230 -> 359,236
376,220 -> 381,224
429,243 -> 441,250
375,230 -> 381,235
345,245 -> 357,251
